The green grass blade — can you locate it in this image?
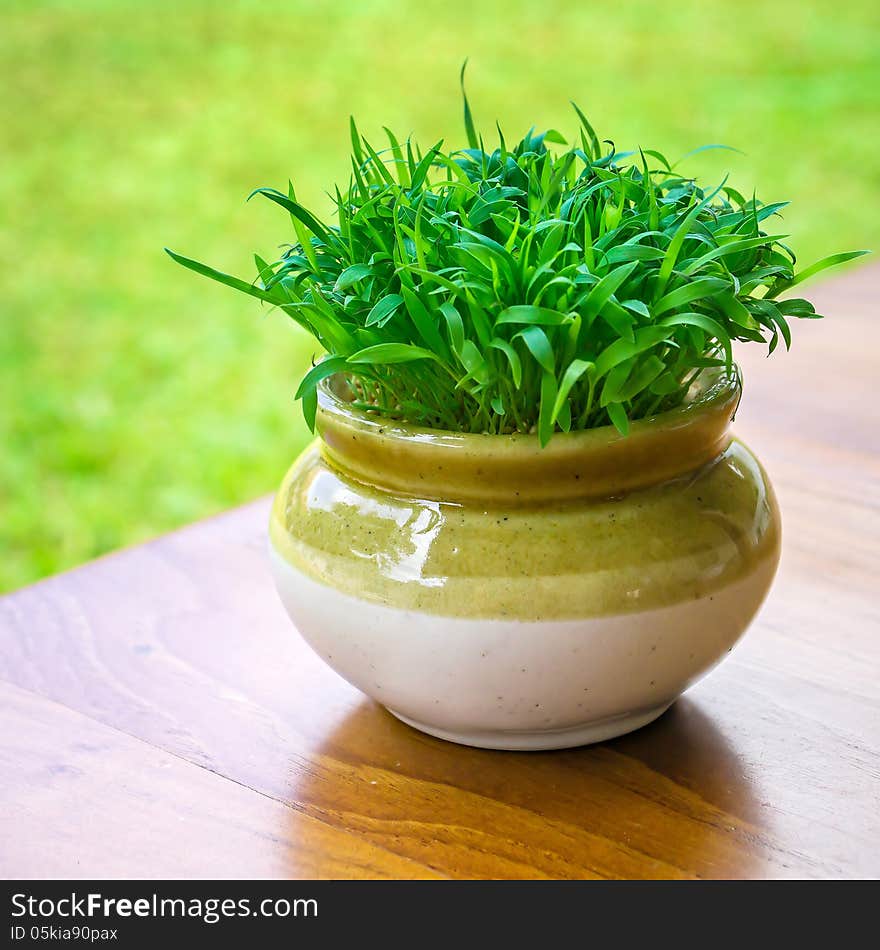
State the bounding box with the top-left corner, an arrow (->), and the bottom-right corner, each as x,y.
570,102 -> 600,160
606,401 -> 630,435
767,250 -> 870,296
552,358 -> 593,423
538,370 -> 558,446
460,60 -> 478,150
294,356 -> 350,400
653,277 -> 730,317
488,338 -> 523,388
248,187 -> 338,252
365,293 -> 404,327
581,261 -> 639,322
165,248 -> 277,304
348,343 -> 440,364
496,305 -> 572,326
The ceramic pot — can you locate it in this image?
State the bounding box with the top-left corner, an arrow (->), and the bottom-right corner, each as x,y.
269,371 -> 780,750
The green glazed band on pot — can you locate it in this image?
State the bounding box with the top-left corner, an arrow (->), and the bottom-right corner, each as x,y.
269,370 -> 780,750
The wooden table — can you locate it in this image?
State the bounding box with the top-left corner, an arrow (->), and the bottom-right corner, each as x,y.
2,268 -> 878,880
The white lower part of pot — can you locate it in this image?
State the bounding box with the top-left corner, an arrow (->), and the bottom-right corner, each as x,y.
269,545 -> 777,751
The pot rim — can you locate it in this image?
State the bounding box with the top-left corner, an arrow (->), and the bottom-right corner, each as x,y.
314,368 -> 741,504
317,367 -> 739,444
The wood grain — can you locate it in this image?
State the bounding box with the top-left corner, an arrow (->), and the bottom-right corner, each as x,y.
0,681 -> 437,879
1,265 -> 878,879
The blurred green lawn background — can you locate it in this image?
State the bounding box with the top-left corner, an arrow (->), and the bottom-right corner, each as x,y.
2,0 -> 878,592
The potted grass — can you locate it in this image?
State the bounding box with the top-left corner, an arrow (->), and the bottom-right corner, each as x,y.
167,72 -> 866,750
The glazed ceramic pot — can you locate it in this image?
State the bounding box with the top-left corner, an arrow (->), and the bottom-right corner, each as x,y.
269,371 -> 780,751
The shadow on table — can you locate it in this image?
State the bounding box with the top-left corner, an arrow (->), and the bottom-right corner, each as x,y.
286,695 -> 770,878
607,697 -> 766,823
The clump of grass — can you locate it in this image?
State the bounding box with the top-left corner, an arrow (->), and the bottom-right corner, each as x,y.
166,68 -> 867,445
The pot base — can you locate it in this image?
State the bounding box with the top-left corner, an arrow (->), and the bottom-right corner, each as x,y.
386,702 -> 673,751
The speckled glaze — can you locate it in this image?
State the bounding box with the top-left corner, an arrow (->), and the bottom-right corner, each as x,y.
269,372 -> 781,750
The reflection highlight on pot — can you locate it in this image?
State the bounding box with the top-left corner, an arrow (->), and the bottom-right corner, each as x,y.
304,463 -> 447,588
